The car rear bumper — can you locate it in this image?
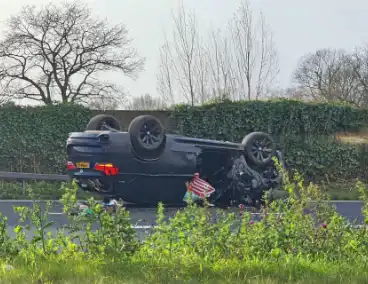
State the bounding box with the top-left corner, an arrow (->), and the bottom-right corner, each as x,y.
66,164 -> 119,194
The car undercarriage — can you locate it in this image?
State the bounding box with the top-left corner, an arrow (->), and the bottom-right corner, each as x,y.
194,149 -> 286,207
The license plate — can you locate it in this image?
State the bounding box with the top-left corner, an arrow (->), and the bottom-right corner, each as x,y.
76,162 -> 90,169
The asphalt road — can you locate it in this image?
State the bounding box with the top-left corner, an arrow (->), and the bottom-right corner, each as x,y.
0,200 -> 365,240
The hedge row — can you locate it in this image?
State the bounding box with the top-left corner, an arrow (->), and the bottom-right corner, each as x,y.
170,99 -> 368,182
0,104 -> 93,173
171,99 -> 368,138
0,100 -> 367,182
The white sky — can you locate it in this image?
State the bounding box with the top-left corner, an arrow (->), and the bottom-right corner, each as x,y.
2,0 -> 368,101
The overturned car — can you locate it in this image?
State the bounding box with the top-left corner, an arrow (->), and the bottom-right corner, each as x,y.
66,114 -> 287,207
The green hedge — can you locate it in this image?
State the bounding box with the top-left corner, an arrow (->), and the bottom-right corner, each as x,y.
170,99 -> 368,182
0,104 -> 93,174
0,100 -> 367,183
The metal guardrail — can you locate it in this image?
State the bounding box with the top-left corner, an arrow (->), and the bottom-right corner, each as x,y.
0,171 -> 70,194
0,171 -> 70,182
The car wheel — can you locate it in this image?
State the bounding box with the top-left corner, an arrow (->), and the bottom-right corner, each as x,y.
128,115 -> 166,160
241,132 -> 276,167
86,114 -> 121,131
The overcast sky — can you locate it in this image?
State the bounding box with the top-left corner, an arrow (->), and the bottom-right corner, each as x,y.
2,0 -> 368,100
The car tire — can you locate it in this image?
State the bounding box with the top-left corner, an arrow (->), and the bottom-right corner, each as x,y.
86,114 -> 121,131
241,132 -> 276,167
128,115 -> 166,160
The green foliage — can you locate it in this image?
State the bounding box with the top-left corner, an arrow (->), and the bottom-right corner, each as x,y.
0,169 -> 367,282
0,103 -> 93,173
60,183 -> 139,259
170,99 -> 368,182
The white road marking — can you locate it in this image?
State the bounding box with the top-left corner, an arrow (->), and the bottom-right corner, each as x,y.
247,213 -> 282,215
47,212 -> 284,216
134,225 -> 153,229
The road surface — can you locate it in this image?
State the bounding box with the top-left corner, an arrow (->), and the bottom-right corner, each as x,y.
0,200 -> 365,240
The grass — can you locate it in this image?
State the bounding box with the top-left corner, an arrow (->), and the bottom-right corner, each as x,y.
1,257 -> 368,283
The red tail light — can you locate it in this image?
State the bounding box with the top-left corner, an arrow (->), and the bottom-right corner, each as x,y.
94,163 -> 119,176
67,161 -> 76,170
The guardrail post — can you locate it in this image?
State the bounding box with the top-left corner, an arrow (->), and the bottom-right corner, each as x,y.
22,180 -> 25,196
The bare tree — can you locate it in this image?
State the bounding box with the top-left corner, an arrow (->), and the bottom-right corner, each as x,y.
228,0 -> 279,100
156,0 -> 278,104
205,28 -> 235,100
171,2 -> 198,105
127,94 -> 167,110
194,35 -> 210,104
293,48 -> 365,106
350,45 -> 368,106
157,38 -> 175,105
0,1 -> 145,105
157,1 -> 210,106
266,87 -> 311,101
87,96 -> 121,110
